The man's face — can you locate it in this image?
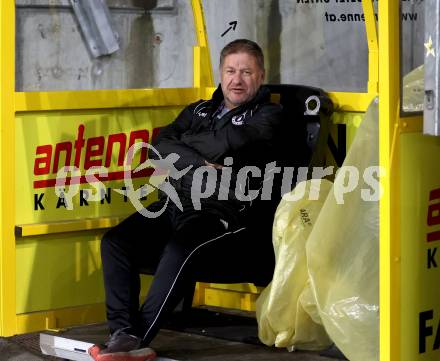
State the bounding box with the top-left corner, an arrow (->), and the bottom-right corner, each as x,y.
220,52 -> 265,109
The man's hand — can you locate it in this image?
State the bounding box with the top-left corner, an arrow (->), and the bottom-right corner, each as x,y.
204,160 -> 223,169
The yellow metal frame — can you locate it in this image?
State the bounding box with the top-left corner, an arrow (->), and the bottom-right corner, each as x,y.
191,0 -> 214,88
377,1 -> 423,360
378,0 -> 401,355
15,88 -> 201,112
363,0 -> 379,95
16,303 -> 106,334
326,0 -> 378,112
15,217 -> 125,238
329,92 -> 375,113
0,0 -> 17,337
12,0 -> 214,114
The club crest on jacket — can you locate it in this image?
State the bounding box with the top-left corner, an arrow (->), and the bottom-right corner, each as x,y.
231,114 -> 245,125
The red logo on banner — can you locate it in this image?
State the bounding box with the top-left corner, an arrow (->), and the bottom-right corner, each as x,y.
32,124 -> 162,189
427,188 -> 440,243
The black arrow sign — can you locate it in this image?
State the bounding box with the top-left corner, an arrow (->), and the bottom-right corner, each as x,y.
221,21 -> 238,37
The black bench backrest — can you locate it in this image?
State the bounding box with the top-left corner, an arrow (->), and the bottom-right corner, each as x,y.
265,84 -> 333,205
266,83 -> 332,169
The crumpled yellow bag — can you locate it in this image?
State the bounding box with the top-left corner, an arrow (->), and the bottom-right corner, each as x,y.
257,99 -> 380,361
256,179 -> 333,350
306,100 -> 380,361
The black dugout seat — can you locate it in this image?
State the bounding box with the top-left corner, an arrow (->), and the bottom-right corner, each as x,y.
142,84 -> 333,308
267,84 -> 333,172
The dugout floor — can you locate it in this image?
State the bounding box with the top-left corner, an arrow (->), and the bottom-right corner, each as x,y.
1,307 -> 347,361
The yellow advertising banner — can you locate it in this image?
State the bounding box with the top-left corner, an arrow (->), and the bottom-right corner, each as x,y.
15,107 -> 183,225
400,133 -> 440,361
14,107 -> 182,314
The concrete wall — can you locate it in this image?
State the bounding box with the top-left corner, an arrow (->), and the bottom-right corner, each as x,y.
204,0 -> 425,92
16,0 -> 195,91
15,0 -> 424,92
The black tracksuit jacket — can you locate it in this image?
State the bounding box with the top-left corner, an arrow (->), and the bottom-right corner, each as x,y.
150,85 -> 283,228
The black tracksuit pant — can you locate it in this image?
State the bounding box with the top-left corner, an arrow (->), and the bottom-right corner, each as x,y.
101,199 -> 275,346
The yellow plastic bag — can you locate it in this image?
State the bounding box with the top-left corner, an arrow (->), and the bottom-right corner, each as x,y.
257,99 -> 380,361
307,99 -> 379,361
256,179 -> 333,350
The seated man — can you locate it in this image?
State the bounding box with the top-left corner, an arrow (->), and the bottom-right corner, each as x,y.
90,39 -> 282,361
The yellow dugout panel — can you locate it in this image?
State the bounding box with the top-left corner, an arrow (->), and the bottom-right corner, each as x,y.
400,134 -> 440,360
1,0 -> 210,335
378,0 -> 401,359
15,107 -> 182,318
15,108 -> 182,224
378,1 -> 440,360
0,0 -> 17,337
13,105 -> 202,332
